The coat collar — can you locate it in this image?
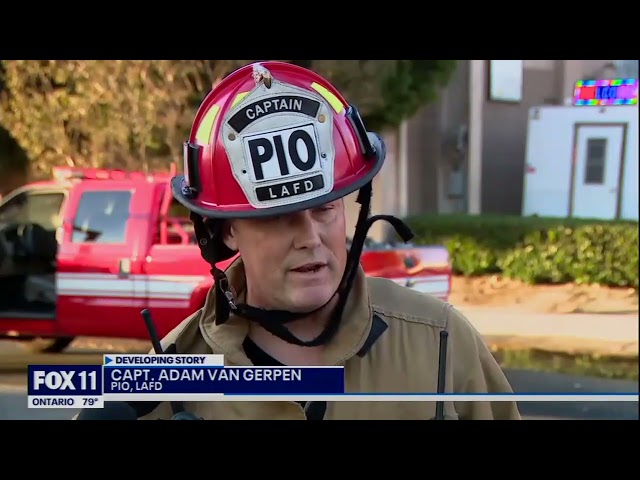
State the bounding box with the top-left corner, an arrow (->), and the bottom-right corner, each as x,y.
199,257 -> 374,366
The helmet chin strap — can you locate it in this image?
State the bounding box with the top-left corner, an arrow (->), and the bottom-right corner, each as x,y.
193,182 -> 414,348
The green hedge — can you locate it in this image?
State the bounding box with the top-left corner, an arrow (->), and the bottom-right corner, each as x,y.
403,214 -> 639,289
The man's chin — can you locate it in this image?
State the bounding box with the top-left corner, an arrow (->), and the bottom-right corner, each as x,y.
285,289 -> 336,314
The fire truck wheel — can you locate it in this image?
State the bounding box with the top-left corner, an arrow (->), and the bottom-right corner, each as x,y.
26,337 -> 75,353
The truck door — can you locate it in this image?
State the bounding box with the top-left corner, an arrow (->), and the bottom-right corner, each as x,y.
56,181 -> 148,338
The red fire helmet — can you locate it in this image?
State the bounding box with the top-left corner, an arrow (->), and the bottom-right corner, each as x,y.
171,61 -> 384,219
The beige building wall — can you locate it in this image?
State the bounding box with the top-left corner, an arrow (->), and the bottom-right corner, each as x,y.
344,128 -> 401,243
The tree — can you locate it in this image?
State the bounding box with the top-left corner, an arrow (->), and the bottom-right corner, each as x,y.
0,60 -> 149,176
0,60 -> 247,178
294,60 -> 457,131
0,59 -> 456,182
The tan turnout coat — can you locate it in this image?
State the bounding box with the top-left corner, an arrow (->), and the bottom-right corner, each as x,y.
132,258 -> 522,420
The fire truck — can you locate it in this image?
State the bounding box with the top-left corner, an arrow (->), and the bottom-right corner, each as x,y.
0,166 -> 452,353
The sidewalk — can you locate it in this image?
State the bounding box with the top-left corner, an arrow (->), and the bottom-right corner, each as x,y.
458,306 -> 639,357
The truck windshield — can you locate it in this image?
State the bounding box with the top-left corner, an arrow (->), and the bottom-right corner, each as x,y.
72,190 -> 132,243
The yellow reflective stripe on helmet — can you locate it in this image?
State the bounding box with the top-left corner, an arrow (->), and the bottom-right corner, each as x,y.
232,92 -> 249,107
311,82 -> 344,114
195,105 -> 221,145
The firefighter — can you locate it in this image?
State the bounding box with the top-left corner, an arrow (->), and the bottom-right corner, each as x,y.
140,61 -> 521,420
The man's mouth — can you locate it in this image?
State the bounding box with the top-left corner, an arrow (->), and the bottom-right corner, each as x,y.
291,262 -> 326,273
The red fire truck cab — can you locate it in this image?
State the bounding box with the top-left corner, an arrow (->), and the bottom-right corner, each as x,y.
0,166 -> 451,352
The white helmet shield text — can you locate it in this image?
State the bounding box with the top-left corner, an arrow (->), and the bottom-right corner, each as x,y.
221,74 -> 336,209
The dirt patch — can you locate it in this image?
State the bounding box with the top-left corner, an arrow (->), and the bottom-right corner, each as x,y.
449,275 -> 639,314
483,335 -> 639,359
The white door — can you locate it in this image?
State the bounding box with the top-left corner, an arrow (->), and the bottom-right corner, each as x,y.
572,125 -> 624,220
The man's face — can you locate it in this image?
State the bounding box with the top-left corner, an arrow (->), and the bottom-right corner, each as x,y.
223,200 -> 347,313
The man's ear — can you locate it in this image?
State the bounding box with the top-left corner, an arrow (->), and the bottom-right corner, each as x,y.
221,220 -> 238,251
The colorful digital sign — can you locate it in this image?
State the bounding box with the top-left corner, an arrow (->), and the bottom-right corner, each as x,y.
573,79 -> 638,106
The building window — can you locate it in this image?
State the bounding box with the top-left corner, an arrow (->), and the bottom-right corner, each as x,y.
584,138 -> 607,185
613,60 -> 638,78
488,60 -> 523,103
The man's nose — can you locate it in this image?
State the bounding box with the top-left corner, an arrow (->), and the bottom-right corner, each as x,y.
292,211 -> 321,249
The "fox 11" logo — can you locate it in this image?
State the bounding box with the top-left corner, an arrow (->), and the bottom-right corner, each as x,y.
28,365 -> 102,395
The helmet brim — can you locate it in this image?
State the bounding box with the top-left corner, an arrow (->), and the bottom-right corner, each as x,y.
170,150 -> 384,220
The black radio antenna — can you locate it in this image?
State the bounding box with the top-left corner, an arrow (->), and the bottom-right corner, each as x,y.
140,308 -> 186,416
141,308 -> 165,355
434,329 -> 449,420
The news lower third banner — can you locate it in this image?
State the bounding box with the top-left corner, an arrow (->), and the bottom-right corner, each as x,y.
27,354 -> 344,409
27,355 -> 639,409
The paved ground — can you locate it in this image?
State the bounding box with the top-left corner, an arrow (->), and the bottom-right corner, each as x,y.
459,307 -> 638,343
459,307 -> 639,356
